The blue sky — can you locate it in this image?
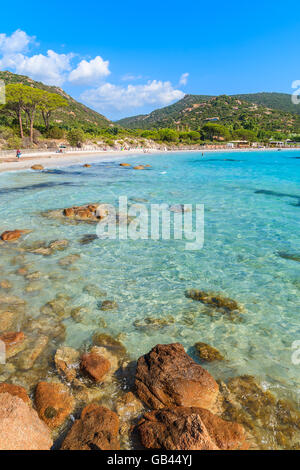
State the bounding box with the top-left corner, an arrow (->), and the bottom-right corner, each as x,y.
0,0 -> 299,120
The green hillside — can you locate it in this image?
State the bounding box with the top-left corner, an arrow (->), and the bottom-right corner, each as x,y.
0,70 -> 111,128
235,92 -> 300,115
116,93 -> 300,135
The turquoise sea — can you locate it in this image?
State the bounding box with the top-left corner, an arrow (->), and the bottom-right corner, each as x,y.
1,150 -> 300,402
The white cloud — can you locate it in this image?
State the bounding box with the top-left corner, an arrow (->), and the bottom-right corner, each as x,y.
81,80 -> 185,112
68,56 -> 110,85
0,29 -> 35,54
0,50 -> 74,86
179,72 -> 189,86
121,73 -> 143,81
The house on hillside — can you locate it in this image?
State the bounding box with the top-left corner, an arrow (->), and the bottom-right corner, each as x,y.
204,117 -> 220,122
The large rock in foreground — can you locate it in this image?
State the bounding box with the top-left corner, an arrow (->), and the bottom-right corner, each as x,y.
135,343 -> 219,410
0,393 -> 52,450
35,381 -> 75,429
61,404 -> 120,450
138,407 -> 247,450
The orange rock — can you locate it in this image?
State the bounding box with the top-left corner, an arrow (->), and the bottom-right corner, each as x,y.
64,208 -> 75,217
16,267 -> 28,276
35,382 -> 74,429
61,404 -> 119,450
1,230 -> 26,242
81,352 -> 111,382
31,165 -> 44,170
0,383 -> 30,404
83,164 -> 91,168
120,163 -> 131,167
133,165 -> 145,170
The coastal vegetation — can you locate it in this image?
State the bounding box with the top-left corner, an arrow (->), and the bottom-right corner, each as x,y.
1,72 -> 300,151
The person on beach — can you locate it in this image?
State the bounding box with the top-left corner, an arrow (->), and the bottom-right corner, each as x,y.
16,149 -> 21,159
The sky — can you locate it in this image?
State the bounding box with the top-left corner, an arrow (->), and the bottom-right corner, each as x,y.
0,0 -> 299,120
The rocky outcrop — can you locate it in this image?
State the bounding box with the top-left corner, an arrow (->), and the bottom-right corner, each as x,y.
0,393 -> 52,450
35,382 -> 74,429
135,343 -> 219,411
194,342 -> 224,362
137,407 -> 247,450
61,404 -> 120,450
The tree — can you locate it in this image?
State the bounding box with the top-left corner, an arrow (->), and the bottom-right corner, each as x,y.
23,88 -> 48,143
232,128 -> 257,142
67,128 -> 86,146
201,123 -> 231,141
157,128 -> 178,142
40,92 -> 68,131
4,84 -> 29,139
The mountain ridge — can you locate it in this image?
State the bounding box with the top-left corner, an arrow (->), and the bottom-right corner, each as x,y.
116,92 -> 300,134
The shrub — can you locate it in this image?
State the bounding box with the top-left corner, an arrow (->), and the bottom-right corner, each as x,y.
48,126 -> 65,139
67,128 -> 86,147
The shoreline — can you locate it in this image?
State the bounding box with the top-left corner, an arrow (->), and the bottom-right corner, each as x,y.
0,146 -> 299,174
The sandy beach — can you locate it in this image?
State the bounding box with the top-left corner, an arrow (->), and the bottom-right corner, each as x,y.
0,146 -> 299,173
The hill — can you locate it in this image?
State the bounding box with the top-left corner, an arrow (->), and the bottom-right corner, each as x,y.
116,93 -> 300,135
235,92 -> 300,115
0,70 -> 111,129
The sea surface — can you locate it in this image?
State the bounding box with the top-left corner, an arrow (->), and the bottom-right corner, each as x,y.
1,150 -> 299,402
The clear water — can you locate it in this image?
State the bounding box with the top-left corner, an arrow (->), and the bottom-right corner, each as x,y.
1,150 -> 300,401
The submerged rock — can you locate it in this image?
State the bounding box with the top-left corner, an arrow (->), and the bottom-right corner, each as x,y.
84,284 -> 107,297
58,253 -> 80,266
120,163 -> 131,167
134,315 -> 175,330
79,234 -> 98,245
0,393 -> 52,450
0,280 -> 12,289
194,342 -> 224,362
99,300 -> 118,311
16,335 -> 49,370
186,289 -> 243,313
278,252 -> 300,263
93,333 -> 127,358
35,381 -> 74,429
61,404 -> 120,450
23,239 -> 69,256
135,343 -> 219,411
219,375 -> 300,450
0,310 -> 22,332
40,294 -> 71,318
137,407 -> 247,450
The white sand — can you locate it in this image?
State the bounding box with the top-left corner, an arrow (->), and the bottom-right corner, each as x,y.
0,147 -> 298,173
0,148 -> 161,173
